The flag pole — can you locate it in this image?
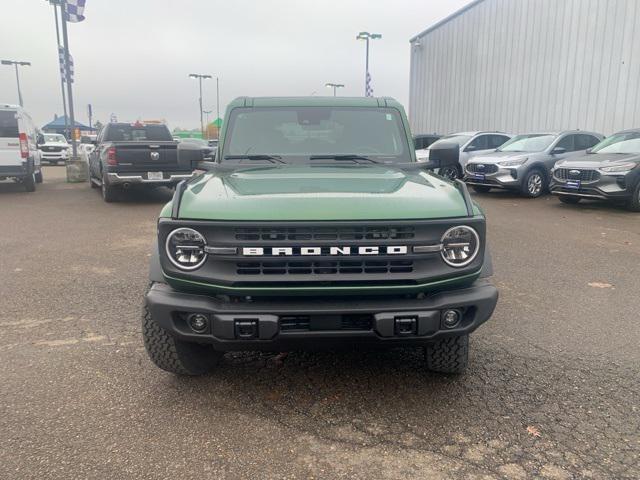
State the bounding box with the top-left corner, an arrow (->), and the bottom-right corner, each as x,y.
60,1 -> 77,160
52,1 -> 69,140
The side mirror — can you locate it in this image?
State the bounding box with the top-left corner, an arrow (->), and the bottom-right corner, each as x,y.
552,147 -> 567,155
421,142 -> 459,170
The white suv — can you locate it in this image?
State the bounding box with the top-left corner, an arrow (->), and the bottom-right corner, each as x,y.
0,104 -> 42,191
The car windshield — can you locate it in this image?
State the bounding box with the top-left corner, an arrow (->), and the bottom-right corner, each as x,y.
222,106 -> 409,163
44,134 -> 68,143
590,132 -> 640,154
428,134 -> 472,149
498,134 -> 555,152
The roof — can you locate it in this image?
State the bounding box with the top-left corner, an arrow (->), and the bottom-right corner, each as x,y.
227,96 -> 403,109
410,0 -> 485,42
42,115 -> 93,130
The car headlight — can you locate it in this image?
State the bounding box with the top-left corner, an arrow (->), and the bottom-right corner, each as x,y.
440,226 -> 480,267
600,163 -> 637,173
165,228 -> 208,270
497,158 -> 527,167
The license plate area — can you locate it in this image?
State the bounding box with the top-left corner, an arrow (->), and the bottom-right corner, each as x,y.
148,171 -> 164,181
566,179 -> 581,189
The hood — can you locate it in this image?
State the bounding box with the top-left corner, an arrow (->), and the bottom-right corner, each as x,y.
172,164 -> 473,221
556,152 -> 640,169
467,151 -> 532,164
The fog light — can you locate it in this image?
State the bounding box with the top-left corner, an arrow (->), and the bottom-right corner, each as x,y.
188,313 -> 208,333
442,310 -> 461,329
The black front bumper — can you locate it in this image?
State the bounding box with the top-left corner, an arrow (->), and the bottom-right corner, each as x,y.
145,280 -> 499,351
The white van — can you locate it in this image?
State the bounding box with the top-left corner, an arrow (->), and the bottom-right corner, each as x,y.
0,104 -> 42,191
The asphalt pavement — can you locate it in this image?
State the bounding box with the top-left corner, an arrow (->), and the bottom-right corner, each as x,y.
1,167 -> 638,479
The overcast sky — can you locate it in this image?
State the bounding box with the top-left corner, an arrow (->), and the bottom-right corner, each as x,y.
1,0 -> 468,129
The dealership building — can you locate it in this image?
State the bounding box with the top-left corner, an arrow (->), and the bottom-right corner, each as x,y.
408,0 -> 640,136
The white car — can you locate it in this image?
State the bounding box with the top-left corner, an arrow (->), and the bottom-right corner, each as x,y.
0,104 -> 42,191
418,131 -> 512,179
38,133 -> 70,165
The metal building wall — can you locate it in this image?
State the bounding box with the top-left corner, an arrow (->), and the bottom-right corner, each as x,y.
408,0 -> 640,136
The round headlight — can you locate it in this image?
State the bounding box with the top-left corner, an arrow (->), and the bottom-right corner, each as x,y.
165,228 -> 207,270
440,226 -> 480,267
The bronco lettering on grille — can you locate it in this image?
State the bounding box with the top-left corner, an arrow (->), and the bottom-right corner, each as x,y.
242,246 -> 408,256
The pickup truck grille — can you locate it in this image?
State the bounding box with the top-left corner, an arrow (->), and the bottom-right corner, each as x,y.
237,259 -> 414,275
235,226 -> 415,241
554,168 -> 600,182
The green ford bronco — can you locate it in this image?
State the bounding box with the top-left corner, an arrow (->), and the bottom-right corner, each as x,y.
143,96 -> 498,375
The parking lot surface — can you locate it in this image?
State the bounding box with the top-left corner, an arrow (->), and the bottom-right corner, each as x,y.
1,167 -> 639,480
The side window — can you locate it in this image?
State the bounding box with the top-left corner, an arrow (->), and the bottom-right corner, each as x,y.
467,135 -> 489,151
575,134 -> 600,150
489,135 -> 509,149
414,137 -> 424,150
555,135 -> 575,152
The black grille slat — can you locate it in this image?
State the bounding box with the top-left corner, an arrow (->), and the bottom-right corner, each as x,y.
235,226 -> 415,241
237,260 -> 415,275
554,168 -> 600,182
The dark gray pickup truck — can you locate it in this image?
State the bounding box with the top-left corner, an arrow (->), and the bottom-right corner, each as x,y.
88,122 -> 195,202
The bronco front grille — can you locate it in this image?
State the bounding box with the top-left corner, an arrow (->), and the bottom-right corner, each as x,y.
554,168 -> 600,182
235,225 -> 415,241
237,259 -> 414,275
467,163 -> 499,174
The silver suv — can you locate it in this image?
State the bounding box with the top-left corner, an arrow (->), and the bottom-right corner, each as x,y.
418,131 -> 511,179
464,131 -> 603,198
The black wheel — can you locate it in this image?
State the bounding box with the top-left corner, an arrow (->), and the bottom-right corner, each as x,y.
101,171 -> 118,202
626,182 -> 640,212
472,185 -> 492,193
425,334 -> 469,374
142,290 -> 222,375
23,172 -> 36,192
559,195 -> 581,205
521,169 -> 545,198
440,164 -> 462,181
35,170 -> 43,184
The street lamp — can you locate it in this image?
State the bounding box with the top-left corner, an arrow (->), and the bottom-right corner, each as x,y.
325,83 -> 345,97
1,60 -> 31,106
356,31 -> 382,97
189,73 -> 212,136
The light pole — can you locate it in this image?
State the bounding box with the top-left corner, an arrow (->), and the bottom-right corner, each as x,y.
189,73 -> 212,137
1,60 -> 31,107
325,83 -> 345,97
356,31 -> 381,97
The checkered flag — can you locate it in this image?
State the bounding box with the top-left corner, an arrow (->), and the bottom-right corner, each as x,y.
65,0 -> 86,22
58,46 -> 74,83
365,71 -> 374,97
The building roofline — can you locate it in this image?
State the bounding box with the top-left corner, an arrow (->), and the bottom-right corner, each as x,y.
410,0 -> 486,42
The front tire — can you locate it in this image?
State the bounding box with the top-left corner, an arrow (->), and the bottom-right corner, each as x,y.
559,195 -> 581,205
521,169 -> 545,198
142,301 -> 222,376
626,181 -> 640,212
425,334 -> 469,374
472,185 -> 492,193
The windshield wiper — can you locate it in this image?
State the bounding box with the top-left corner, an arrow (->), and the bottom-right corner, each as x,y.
223,154 -> 286,164
309,154 -> 380,164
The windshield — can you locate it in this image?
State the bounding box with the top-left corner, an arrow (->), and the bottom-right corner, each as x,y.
222,106 -> 409,163
428,134 -> 472,149
44,134 -> 68,143
591,132 -> 640,154
498,134 -> 555,152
